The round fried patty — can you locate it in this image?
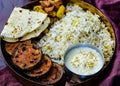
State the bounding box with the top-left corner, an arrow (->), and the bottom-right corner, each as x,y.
12,43 -> 42,70
40,62 -> 63,85
27,55 -> 52,77
5,40 -> 31,55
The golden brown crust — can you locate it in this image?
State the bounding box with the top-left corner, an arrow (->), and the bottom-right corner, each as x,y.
5,40 -> 31,55
12,43 -> 42,70
27,55 -> 52,77
40,62 -> 63,85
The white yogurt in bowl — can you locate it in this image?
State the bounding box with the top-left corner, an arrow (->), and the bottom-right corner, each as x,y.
64,43 -> 105,76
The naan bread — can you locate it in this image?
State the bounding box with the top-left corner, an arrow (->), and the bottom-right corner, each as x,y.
2,37 -> 18,42
2,17 -> 50,42
20,17 -> 50,41
1,7 -> 47,38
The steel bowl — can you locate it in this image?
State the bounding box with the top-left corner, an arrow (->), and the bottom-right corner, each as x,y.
64,43 -> 105,79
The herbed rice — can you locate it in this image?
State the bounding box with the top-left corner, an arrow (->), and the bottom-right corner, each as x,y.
39,4 -> 115,65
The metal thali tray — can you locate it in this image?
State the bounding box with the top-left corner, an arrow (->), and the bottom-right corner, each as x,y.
0,0 -> 116,86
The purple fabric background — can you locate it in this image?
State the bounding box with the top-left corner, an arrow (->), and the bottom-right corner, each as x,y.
0,0 -> 120,86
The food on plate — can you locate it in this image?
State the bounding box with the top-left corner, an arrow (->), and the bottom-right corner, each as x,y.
64,44 -> 104,75
44,5 -> 54,13
26,55 -> 52,78
33,5 -> 46,13
40,1 -> 51,7
2,37 -> 19,42
0,0 -> 116,85
5,40 -> 31,55
56,5 -> 65,19
39,62 -> 63,85
1,7 -> 50,42
39,0 -> 63,13
39,4 -> 115,65
20,17 -> 50,41
33,0 -> 65,21
12,43 -> 42,70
